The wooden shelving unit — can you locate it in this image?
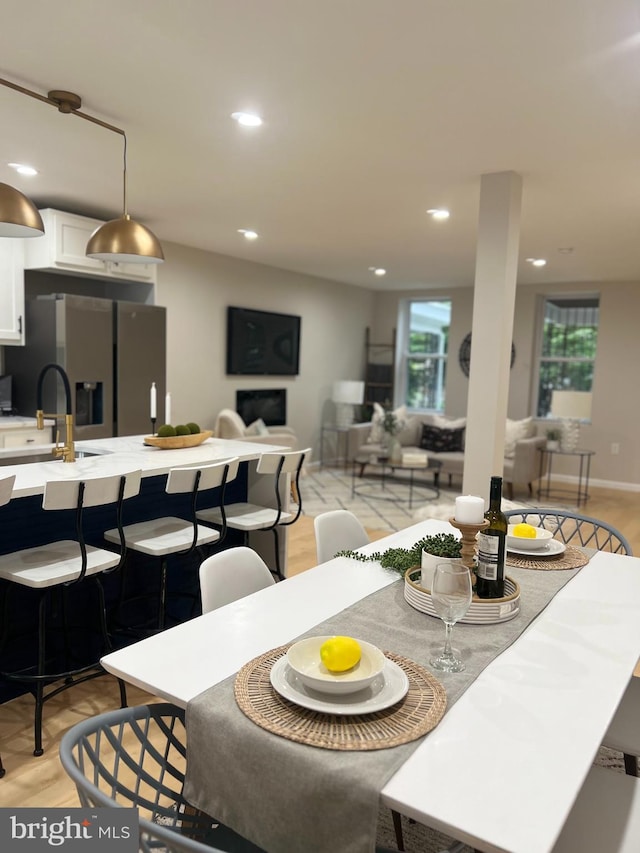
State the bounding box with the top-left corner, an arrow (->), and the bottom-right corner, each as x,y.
364,327 -> 396,408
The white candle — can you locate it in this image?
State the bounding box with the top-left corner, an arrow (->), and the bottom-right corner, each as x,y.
150,382 -> 157,419
165,392 -> 171,425
455,495 -> 485,524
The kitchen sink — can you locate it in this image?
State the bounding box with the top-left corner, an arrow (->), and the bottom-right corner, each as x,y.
0,449 -> 111,466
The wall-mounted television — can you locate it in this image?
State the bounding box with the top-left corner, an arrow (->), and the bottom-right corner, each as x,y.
226,307 -> 301,376
236,388 -> 287,426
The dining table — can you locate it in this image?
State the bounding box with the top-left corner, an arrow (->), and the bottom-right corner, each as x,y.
100,517 -> 640,853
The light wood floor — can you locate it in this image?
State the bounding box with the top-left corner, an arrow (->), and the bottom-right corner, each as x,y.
1,481 -> 638,807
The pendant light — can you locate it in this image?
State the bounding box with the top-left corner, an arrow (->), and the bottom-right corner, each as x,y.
86,134 -> 164,264
0,78 -> 163,263
0,182 -> 44,237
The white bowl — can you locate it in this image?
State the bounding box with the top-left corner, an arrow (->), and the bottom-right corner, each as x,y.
285,636 -> 386,695
507,524 -> 554,552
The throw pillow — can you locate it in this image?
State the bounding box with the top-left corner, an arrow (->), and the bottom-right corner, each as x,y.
245,418 -> 269,437
504,417 -> 535,458
369,402 -> 386,444
419,424 -> 465,453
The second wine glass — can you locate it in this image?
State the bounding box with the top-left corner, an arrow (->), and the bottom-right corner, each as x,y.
430,560 -> 472,672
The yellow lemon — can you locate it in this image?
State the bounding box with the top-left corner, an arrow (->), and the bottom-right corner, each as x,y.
513,522 -> 537,539
320,636 -> 362,673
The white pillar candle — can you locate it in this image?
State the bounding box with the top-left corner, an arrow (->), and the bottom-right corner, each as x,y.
455,495 -> 485,524
150,382 -> 157,419
165,392 -> 171,425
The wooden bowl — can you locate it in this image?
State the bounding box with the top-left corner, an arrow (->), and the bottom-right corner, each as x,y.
143,430 -> 213,449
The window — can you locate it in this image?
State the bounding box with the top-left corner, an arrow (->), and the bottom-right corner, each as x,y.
536,296 -> 599,418
398,300 -> 451,411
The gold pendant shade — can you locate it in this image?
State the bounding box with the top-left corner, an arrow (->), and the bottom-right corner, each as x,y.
86,214 -> 164,264
0,182 -> 45,237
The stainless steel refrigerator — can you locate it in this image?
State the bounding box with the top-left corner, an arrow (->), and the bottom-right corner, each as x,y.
6,293 -> 166,440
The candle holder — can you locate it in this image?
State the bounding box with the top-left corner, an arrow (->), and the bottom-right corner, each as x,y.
449,517 -> 489,583
150,417 -> 156,436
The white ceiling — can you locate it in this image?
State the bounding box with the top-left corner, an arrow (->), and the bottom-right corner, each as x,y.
1,0 -> 640,291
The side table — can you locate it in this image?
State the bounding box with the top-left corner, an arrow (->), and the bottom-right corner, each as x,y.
320,424 -> 352,469
537,447 -> 595,506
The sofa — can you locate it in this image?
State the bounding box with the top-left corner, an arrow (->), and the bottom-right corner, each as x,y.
348,406 -> 548,499
214,409 -> 298,450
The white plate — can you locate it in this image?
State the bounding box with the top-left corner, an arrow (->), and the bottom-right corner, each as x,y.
269,655 -> 409,715
507,539 -> 566,557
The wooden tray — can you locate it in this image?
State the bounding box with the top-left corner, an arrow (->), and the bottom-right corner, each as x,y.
143,430 -> 213,449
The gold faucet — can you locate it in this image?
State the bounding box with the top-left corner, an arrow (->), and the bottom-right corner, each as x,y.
36,363 -> 76,463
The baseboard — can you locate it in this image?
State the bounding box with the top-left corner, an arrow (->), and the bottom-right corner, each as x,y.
544,473 -> 640,493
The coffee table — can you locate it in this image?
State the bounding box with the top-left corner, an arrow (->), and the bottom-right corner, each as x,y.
352,453 -> 441,509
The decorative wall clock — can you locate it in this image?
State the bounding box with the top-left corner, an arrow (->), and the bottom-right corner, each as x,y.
458,332 -> 515,377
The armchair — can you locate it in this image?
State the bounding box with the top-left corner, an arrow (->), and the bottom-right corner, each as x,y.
214,408 -> 298,450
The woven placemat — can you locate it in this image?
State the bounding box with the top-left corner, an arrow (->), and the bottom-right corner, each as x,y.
234,644 -> 447,752
506,543 -> 589,571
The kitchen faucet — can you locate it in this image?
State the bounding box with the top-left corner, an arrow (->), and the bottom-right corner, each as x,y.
36,363 -> 75,463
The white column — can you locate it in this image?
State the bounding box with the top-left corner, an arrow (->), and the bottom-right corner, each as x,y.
462,171 -> 522,499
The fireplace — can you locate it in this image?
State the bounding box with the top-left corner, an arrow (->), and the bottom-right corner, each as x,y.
236,388 -> 287,426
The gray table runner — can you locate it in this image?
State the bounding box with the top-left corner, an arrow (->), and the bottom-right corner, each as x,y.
185,564 -> 580,853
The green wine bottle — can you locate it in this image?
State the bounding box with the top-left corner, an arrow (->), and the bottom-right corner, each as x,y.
475,476 -> 507,598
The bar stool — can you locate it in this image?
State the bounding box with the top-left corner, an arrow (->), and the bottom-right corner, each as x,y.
0,469 -> 142,757
196,448 -> 309,580
0,473 -> 16,776
105,457 -> 239,634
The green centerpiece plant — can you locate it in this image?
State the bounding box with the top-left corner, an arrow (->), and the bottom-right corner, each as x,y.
336,532 -> 461,576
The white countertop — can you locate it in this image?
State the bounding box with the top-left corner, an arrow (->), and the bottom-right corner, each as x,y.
0,434 -> 288,498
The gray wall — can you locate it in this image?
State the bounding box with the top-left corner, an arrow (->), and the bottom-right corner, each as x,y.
156,241 -> 375,462
373,281 -> 640,490
3,239 -> 637,490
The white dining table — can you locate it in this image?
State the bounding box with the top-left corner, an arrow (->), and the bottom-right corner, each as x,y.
101,518 -> 640,853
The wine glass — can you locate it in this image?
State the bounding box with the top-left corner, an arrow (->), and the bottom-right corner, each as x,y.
430,561 -> 472,672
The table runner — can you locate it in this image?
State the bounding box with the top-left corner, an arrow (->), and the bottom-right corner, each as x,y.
185,564 -> 580,853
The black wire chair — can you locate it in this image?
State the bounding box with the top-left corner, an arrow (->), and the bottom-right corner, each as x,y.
504,508 -> 631,555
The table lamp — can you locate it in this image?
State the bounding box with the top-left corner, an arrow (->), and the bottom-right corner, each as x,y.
332,380 -> 365,428
550,390 -> 592,451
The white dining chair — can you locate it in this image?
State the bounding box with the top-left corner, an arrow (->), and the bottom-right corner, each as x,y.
552,763 -> 640,851
105,458 -> 240,634
0,469 -> 142,756
199,546 -> 275,613
313,509 -> 369,564
196,448 -> 310,581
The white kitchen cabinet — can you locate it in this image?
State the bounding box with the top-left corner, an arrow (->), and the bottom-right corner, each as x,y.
23,209 -> 157,285
0,238 -> 25,346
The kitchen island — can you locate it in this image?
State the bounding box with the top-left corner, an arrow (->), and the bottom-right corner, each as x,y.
0,434 -> 293,704
0,433 -> 288,496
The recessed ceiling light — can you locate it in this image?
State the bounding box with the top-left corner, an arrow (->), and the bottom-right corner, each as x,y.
368,267 -> 386,276
231,112 -> 263,127
526,258 -> 547,267
8,162 -> 38,176
238,229 -> 258,240
426,208 -> 450,220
